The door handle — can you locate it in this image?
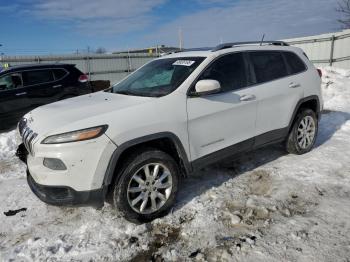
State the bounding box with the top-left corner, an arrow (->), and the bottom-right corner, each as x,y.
289,82 -> 301,88
53,85 -> 62,88
16,92 -> 27,96
240,94 -> 256,102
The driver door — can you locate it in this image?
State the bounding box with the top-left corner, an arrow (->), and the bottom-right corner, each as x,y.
186,52 -> 258,165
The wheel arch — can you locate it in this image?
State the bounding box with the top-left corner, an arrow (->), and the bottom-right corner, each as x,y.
102,132 -> 192,193
288,95 -> 321,131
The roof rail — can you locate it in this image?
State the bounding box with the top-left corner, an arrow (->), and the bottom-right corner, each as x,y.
165,47 -> 213,55
184,47 -> 213,52
212,41 -> 289,51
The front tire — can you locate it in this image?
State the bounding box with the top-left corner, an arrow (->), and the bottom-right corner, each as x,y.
286,109 -> 318,154
113,148 -> 179,223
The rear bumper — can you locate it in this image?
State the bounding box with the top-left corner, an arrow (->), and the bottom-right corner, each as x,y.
27,170 -> 105,208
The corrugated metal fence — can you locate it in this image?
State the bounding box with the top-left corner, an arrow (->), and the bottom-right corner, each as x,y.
284,29 -> 350,69
1,29 -> 350,84
0,53 -> 159,84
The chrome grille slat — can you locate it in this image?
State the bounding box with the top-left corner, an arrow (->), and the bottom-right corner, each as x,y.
28,133 -> 37,154
26,132 -> 33,152
24,128 -> 31,151
19,118 -> 38,156
18,118 -> 26,136
23,129 -> 29,150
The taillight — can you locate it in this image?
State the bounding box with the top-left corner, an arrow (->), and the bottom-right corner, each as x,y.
317,69 -> 322,78
79,74 -> 89,83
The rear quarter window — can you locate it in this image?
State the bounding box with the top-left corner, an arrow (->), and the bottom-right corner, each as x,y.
284,52 -> 307,74
53,69 -> 68,80
250,51 -> 288,84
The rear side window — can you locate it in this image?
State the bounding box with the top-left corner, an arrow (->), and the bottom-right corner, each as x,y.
53,69 -> 68,80
23,70 -> 54,86
250,52 -> 288,84
284,52 -> 307,74
199,52 -> 247,92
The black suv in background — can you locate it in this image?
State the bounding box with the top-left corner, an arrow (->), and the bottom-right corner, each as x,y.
0,63 -> 92,130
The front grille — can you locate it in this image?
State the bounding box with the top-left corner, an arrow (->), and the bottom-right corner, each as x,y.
19,118 -> 38,156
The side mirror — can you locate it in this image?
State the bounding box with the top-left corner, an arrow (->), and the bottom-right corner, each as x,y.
194,80 -> 221,96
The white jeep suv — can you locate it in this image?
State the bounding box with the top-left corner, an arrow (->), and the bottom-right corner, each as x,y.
17,41 -> 323,223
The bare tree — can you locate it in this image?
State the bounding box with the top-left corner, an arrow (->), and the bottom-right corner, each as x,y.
95,47 -> 107,54
337,0 -> 350,28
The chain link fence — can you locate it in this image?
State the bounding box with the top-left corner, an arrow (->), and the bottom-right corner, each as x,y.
1,29 -> 350,85
284,29 -> 350,69
0,53 -> 159,85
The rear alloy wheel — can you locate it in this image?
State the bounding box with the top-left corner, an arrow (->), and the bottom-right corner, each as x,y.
113,149 -> 179,223
286,109 -> 318,154
296,115 -> 316,149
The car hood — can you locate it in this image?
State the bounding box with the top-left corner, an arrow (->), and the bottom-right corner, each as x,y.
25,91 -> 153,136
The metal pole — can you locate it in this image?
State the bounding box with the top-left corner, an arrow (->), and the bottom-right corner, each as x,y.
87,46 -> 91,80
0,44 -> 3,62
127,49 -> 131,73
329,35 -> 335,66
178,28 -> 183,50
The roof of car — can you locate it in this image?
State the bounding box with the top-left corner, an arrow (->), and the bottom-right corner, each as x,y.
161,42 -> 301,59
0,63 -> 74,74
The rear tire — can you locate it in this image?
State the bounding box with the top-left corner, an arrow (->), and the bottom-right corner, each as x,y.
113,148 -> 179,223
286,109 -> 318,155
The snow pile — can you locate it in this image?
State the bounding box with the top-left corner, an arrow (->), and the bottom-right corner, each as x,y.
0,67 -> 350,261
321,66 -> 350,111
0,130 -> 17,161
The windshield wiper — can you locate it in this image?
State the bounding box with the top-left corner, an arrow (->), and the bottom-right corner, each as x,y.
114,90 -> 136,96
113,90 -> 162,97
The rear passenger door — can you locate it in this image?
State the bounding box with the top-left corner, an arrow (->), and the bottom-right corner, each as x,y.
248,51 -> 305,146
22,69 -> 62,109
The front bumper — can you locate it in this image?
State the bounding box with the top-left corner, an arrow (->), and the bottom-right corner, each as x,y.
16,131 -> 117,208
27,169 -> 105,208
21,133 -> 116,192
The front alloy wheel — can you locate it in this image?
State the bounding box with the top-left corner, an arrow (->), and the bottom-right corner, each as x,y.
127,163 -> 173,214
113,149 -> 179,223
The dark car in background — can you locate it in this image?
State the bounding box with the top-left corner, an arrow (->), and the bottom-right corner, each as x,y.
0,63 -> 92,130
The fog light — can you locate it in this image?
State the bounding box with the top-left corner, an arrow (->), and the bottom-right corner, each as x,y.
43,158 -> 67,171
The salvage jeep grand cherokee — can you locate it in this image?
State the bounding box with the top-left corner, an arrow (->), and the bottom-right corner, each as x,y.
17,41 -> 323,223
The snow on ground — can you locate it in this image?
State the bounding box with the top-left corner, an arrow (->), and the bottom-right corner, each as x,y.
1,67 -> 350,261
0,131 -> 17,161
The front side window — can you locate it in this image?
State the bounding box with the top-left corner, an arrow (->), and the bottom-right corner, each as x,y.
199,53 -> 247,92
250,52 -> 288,84
0,73 -> 23,91
111,57 -> 205,97
22,70 -> 54,86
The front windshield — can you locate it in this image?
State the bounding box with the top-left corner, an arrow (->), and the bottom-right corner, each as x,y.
110,57 -> 205,97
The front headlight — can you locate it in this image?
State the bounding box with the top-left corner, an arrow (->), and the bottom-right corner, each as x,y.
41,125 -> 108,144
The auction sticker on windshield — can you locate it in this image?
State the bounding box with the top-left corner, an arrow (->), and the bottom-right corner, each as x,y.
173,60 -> 196,66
